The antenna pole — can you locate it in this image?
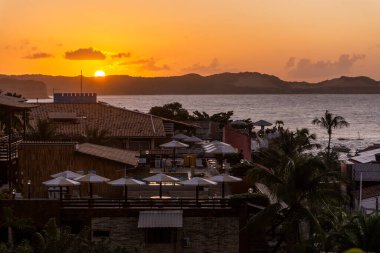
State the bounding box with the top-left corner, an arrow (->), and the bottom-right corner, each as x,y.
80,70 -> 83,94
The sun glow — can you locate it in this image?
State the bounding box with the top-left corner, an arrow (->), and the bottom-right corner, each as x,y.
94,70 -> 106,77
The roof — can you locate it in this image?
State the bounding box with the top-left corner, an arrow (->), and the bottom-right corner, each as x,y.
0,94 -> 37,110
153,116 -> 200,129
350,148 -> 380,163
352,163 -> 380,181
28,103 -> 166,138
138,210 -> 183,228
253,120 -> 272,126
76,143 -> 139,166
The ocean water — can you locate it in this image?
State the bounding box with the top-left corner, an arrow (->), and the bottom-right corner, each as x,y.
30,94 -> 380,152
98,94 -> 380,152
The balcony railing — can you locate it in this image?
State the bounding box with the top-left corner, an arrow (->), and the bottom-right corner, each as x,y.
0,135 -> 22,161
60,198 -> 232,209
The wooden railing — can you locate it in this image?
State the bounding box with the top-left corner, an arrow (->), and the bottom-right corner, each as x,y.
61,198 -> 232,209
0,135 -> 22,161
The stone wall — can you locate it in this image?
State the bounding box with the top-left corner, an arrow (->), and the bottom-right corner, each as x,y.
91,215 -> 239,253
182,217 -> 239,253
92,217 -> 145,252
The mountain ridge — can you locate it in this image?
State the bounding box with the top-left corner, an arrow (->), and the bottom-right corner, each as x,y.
1,72 -> 380,98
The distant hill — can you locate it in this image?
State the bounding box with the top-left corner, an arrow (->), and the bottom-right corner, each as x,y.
2,73 -> 380,96
0,77 -> 48,98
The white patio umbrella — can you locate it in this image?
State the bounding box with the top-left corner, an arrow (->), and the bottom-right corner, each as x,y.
172,133 -> 189,141
143,173 -> 180,198
43,176 -> 80,200
203,144 -> 237,155
209,174 -> 242,198
51,170 -> 82,179
182,135 -> 203,143
160,140 -> 189,168
231,120 -> 248,126
203,141 -> 237,168
180,177 -> 217,204
108,177 -> 145,201
75,173 -> 110,198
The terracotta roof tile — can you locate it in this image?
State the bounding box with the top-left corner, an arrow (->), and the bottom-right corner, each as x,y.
76,143 -> 139,166
28,103 -> 166,138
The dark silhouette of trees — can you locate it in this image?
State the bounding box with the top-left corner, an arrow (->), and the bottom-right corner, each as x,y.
28,119 -> 58,141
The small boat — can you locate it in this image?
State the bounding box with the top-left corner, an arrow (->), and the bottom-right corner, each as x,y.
337,137 -> 349,141
356,132 -> 363,140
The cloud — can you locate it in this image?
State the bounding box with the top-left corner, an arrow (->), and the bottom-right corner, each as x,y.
287,54 -> 366,79
120,58 -> 170,71
285,57 -> 296,69
23,52 -> 54,59
65,47 -> 106,60
182,58 -> 220,74
111,52 -> 131,58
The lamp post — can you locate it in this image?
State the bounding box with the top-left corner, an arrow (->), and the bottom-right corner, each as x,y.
27,180 -> 31,199
12,189 -> 16,200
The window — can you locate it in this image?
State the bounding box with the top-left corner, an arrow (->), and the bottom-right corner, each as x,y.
145,228 -> 173,244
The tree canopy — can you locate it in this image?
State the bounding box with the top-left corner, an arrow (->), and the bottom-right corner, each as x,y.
149,102 -> 235,128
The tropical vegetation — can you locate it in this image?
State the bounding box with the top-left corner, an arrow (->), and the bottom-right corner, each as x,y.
149,102 -> 238,128
27,119 -> 58,141
0,208 -> 137,253
244,111 -> 379,252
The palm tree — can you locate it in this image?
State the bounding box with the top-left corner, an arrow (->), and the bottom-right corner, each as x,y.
249,154 -> 344,252
28,119 -> 58,141
84,126 -> 110,145
312,110 -> 349,154
255,128 -> 320,170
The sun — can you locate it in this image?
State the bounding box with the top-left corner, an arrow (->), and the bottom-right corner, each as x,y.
94,70 -> 106,77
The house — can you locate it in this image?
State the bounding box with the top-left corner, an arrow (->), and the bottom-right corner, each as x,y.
0,94 -> 37,188
18,141 -> 139,198
28,93 -> 197,150
347,147 -> 380,213
352,184 -> 380,214
223,125 -> 251,161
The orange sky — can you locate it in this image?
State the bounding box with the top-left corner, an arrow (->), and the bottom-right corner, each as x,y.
1,0 -> 380,82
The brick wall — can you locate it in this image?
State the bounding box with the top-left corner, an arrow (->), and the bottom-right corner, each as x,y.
223,125 -> 252,161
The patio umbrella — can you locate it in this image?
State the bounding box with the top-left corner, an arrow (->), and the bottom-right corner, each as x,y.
172,133 -> 189,141
43,176 -> 80,200
74,173 -> 110,198
209,174 -> 242,198
51,170 -> 82,179
182,135 -> 203,144
231,120 -> 248,127
180,177 -> 217,204
143,173 -> 180,198
253,120 -> 272,131
160,140 -> 189,168
108,177 -> 145,201
203,141 -> 237,170
203,144 -> 237,155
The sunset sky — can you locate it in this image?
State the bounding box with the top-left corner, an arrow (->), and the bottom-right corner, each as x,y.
1,0 -> 380,82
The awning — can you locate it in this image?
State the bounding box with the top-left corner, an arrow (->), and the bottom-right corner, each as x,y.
138,210 -> 183,228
